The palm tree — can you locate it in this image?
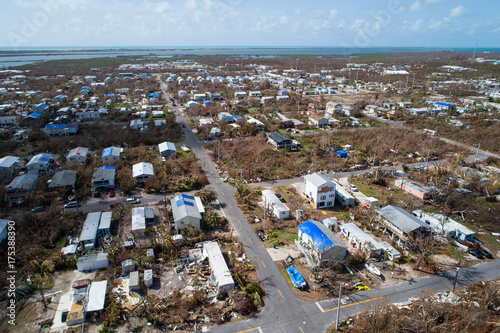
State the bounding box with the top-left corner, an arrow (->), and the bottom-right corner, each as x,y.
196,188 -> 217,206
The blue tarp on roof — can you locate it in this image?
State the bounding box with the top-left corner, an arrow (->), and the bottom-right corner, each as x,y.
45,124 -> 66,129
149,93 -> 159,98
204,100 -> 214,105
435,102 -> 454,107
298,220 -> 334,251
233,115 -> 243,121
55,95 -> 66,99
27,112 -> 42,119
176,194 -> 195,208
40,157 -> 49,162
104,94 -> 117,97
102,148 -> 113,157
82,86 -> 90,89
36,103 -> 48,108
102,166 -> 115,170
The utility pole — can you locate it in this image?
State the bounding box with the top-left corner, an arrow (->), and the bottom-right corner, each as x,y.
263,196 -> 266,232
39,285 -> 47,309
453,267 -> 460,292
412,74 -> 416,89
336,282 -> 342,330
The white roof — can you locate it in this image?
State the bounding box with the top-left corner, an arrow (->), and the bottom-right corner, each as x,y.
341,223 -> 383,251
133,162 -> 154,178
86,281 -> 107,312
98,211 -> 112,230
158,141 -> 176,153
413,210 -> 474,236
203,242 -> 234,290
131,207 -> 154,231
304,173 -> 334,188
262,190 -> 289,213
0,156 -> 20,168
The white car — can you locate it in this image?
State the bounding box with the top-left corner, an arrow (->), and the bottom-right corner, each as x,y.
126,197 -> 141,204
181,145 -> 191,153
349,184 -> 358,192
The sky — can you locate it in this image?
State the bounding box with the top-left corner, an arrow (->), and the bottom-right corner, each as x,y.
1,0 -> 499,48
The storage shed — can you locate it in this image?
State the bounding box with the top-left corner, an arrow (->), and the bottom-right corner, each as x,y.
129,271 -> 140,291
144,269 -> 153,288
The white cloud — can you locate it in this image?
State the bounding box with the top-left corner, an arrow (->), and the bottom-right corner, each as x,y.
449,5 -> 465,18
411,19 -> 423,32
409,1 -> 424,12
155,2 -> 171,14
329,9 -> 338,19
426,0 -> 447,3
337,19 -> 346,28
280,15 -> 289,24
185,0 -> 196,9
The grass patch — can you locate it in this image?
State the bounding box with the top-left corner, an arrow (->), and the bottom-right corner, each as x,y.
475,233 -> 500,250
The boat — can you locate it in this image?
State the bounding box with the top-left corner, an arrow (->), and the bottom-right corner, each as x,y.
286,266 -> 306,289
365,262 -> 381,277
344,264 -> 354,276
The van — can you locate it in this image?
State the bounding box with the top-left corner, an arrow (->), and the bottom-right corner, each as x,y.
126,197 -> 141,204
64,201 -> 80,208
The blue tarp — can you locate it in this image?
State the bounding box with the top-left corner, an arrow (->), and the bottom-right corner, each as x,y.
298,220 -> 333,251
204,100 -> 214,105
27,112 -> 42,119
149,93 -> 159,98
102,147 -> 113,157
102,166 -> 116,170
337,150 -> 348,158
287,267 -> 306,288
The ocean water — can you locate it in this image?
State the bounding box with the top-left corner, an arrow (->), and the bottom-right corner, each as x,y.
0,46 -> 499,68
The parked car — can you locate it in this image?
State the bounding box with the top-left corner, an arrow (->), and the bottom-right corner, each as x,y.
108,189 -> 115,197
477,247 -> 493,259
275,193 -> 284,201
467,249 -> 484,259
64,201 -> 80,209
349,184 -> 358,192
126,197 -> 141,204
31,206 -> 45,212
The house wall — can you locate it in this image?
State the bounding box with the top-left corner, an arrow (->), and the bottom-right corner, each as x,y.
175,216 -> 201,230
304,181 -> 335,209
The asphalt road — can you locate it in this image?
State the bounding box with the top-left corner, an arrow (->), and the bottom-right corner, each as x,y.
155,81 -> 500,333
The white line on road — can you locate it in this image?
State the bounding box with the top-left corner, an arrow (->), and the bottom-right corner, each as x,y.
258,328 -> 263,333
316,302 -> 325,313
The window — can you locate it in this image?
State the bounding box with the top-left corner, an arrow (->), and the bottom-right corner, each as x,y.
329,194 -> 335,198
329,187 -> 334,192
318,202 -> 325,207
327,201 -> 333,206
320,195 -> 326,200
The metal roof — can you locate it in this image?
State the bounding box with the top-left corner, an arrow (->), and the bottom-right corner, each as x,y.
79,212 -> 101,243
203,241 -> 234,290
67,147 -> 89,158
158,141 -> 176,153
170,194 -> 202,223
132,162 -> 154,178
86,281 -> 107,312
0,156 -> 20,168
304,173 -> 334,188
49,170 -> 76,188
131,207 -> 154,231
102,147 -> 122,158
341,223 -> 383,251
377,205 -> 429,233
26,153 -> 52,167
98,211 -> 112,230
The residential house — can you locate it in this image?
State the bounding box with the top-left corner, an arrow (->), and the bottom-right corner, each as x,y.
79,212 -> 101,250
98,211 -> 112,237
77,253 -> 109,271
66,147 -> 89,164
249,91 -> 262,98
341,223 -> 384,257
132,162 -> 154,186
26,153 -> 53,175
267,131 -> 293,150
44,123 -> 78,136
409,108 -> 429,116
296,220 -> 347,267
234,91 -> 247,99
0,156 -> 21,178
170,194 -> 205,231
394,179 -> 431,200
412,210 -> 475,241
308,112 -> 328,128
304,173 -> 336,209
333,182 -> 355,206
203,100 -> 215,107
4,173 -> 38,205
246,116 -> 265,131
158,141 -> 177,159
203,241 -> 235,293
342,106 -> 359,117
102,147 -> 123,164
33,103 -> 49,114
377,205 -> 430,241
378,241 -> 401,261
130,119 -> 145,130
218,112 -> 234,123
131,207 -> 155,235
92,166 -> 116,190
262,190 -> 290,220
178,90 -> 188,98
326,102 -> 342,115
76,110 -> 100,122
49,170 -> 77,191
0,116 -> 17,126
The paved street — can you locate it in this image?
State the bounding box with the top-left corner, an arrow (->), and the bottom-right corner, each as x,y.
143,80 -> 500,332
